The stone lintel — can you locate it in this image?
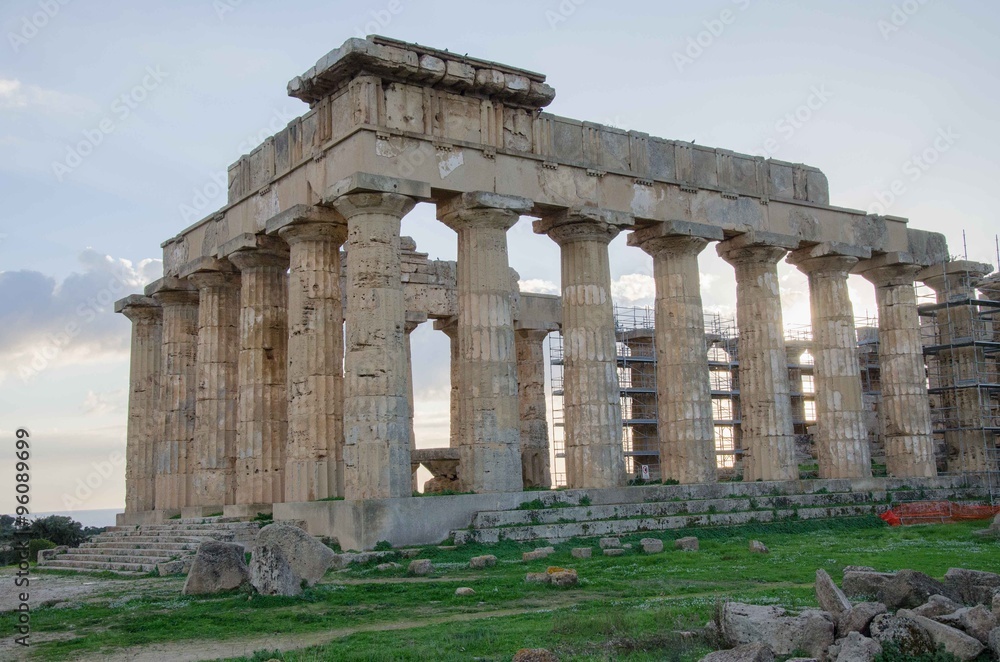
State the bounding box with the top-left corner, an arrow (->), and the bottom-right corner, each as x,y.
718,230 -> 801,253
114,294 -> 159,314
906,229 -> 950,266
618,328 -> 656,343
436,191 -> 534,219
176,256 -> 237,279
514,293 -> 562,332
532,206 -> 634,237
322,172 -> 431,205
787,241 -> 871,269
627,220 -> 724,248
405,310 -> 429,330
288,36 -> 554,109
265,204 -> 346,236
217,233 -> 289,260
144,276 -> 197,298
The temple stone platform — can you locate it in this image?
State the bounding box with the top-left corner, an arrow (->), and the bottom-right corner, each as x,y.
272,475 -> 989,550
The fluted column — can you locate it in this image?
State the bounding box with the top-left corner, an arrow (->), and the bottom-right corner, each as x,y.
187,265 -> 240,507
919,260 -> 994,473
330,190 -> 418,500
228,239 -> 289,506
149,278 -> 199,511
438,192 -> 528,493
534,208 -> 630,489
515,328 -> 552,488
117,295 -> 162,513
789,248 -> 872,479
718,233 -> 798,482
631,224 -> 721,484
270,210 -> 349,503
857,260 -> 936,477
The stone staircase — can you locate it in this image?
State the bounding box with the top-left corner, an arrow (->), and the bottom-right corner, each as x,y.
451,478 -> 991,545
39,516 -> 262,575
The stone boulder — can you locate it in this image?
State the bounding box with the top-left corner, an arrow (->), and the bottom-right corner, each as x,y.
599,537 -> 620,549
944,567 -> 1000,606
249,543 -> 302,596
469,554 -> 497,569
525,572 -> 550,584
455,587 -> 475,597
748,540 -> 769,554
912,593 -> 964,618
835,631 -> 882,662
523,547 -> 554,561
842,568 -> 895,600
603,548 -> 625,557
816,569 -> 852,621
699,642 -> 774,661
547,567 -> 578,587
640,538 -> 664,554
837,602 -> 887,638
676,536 -> 699,551
870,613 -> 935,656
990,627 -> 1000,660
571,548 -> 592,559
897,609 -> 985,660
950,604 -> 997,644
375,562 -> 401,571
877,569 -> 955,610
512,649 -> 558,662
407,559 -> 434,576
718,602 -> 833,658
255,522 -> 335,587
182,541 -> 249,595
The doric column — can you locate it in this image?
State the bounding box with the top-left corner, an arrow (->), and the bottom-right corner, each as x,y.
267,205 -> 349,503
717,232 -> 799,482
116,295 -> 162,513
224,235 -> 290,507
182,259 -> 240,508
433,317 -> 461,450
515,328 -> 552,488
856,257 -> 936,477
327,174 -> 429,500
630,221 -> 722,484
438,192 -> 529,493
789,245 -> 872,479
147,277 -> 199,511
534,207 -> 631,489
918,260 -> 994,473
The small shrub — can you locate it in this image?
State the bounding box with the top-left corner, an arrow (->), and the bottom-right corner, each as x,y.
874,642 -> 960,662
29,538 -> 56,562
579,495 -> 592,507
252,512 -> 274,523
373,540 -> 393,551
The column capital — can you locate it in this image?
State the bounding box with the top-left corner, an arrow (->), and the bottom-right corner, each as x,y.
917,260 -> 994,291
146,277 -> 199,306
265,204 -> 348,245
322,172 -> 428,221
178,256 -> 239,289
979,275 -> 1000,300
222,234 -> 290,271
787,242 -> 870,275
533,207 -> 633,246
436,191 -> 532,232
716,231 -> 799,267
628,220 -> 723,257
115,294 -> 161,322
858,262 -> 922,288
514,327 -> 550,343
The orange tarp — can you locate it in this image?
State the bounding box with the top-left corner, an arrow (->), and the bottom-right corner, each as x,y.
879,500 -> 1000,526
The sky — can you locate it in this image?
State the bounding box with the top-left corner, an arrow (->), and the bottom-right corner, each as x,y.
1,0 -> 998,518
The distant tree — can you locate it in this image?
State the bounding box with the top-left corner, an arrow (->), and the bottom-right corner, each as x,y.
28,515 -> 86,547
0,514 -> 14,537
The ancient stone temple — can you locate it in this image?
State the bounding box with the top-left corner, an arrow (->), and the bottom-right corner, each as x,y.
115,36 -> 995,549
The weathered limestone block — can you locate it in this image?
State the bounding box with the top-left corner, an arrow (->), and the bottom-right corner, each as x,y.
843,568 -> 896,600
630,222 -> 723,484
149,278 -> 200,511
912,594 -> 963,618
534,208 -> 630,490
228,238 -> 290,506
789,248 -> 872,479
272,208 -> 349,502
249,542 -> 302,596
700,643 -> 775,662
182,541 -> 249,595
897,609 -> 986,660
718,602 -> 834,658
185,263 -> 240,508
748,540 -> 769,554
330,181 -> 423,500
256,522 -> 336,586
837,602 -> 887,637
438,192 -> 530,493
858,259 -> 936,477
944,567 -> 1000,606
835,631 -> 882,662
718,233 -> 799,482
815,568 -> 853,621
640,538 -> 664,554
599,537 -> 621,549
117,295 -> 162,513
870,612 -> 935,654
455,587 -> 475,596
516,328 -> 552,489
469,554 -> 497,569
571,547 -> 592,558
408,559 -> 434,575
525,572 -> 550,584
879,569 -> 957,610
675,536 -> 699,551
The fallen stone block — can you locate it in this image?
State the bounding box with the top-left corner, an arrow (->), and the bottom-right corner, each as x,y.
523,549 -> 551,562
599,537 -> 620,549
870,613 -> 935,655
675,536 -> 699,551
469,554 -> 497,569
407,559 -> 434,576
835,631 -> 882,662
640,538 -> 664,554
748,540 -> 769,554
699,642 -> 775,661
897,609 -> 985,660
571,547 -> 592,559
843,568 -> 895,600
718,602 -> 833,658
525,572 -> 550,584
944,567 -> 1000,606
837,601 -> 887,637
816,568 -> 852,621
454,587 -> 475,596
256,522 -> 335,587
182,541 -> 249,595
249,543 -> 301,596
603,548 -> 625,557
550,569 -> 578,588
375,562 -> 401,571
912,594 -> 964,618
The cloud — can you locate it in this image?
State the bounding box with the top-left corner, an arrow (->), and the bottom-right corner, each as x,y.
82,389 -> 127,417
611,273 -> 656,304
0,78 -> 98,116
518,278 -> 560,295
0,250 -> 161,382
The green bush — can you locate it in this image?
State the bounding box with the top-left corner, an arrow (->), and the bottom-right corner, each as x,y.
373,540 -> 393,551
875,642 -> 960,662
29,538 -> 57,562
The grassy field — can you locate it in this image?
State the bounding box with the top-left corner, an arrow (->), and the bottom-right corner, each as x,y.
6,516 -> 999,661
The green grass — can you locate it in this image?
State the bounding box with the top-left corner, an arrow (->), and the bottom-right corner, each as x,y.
6,517 -> 998,661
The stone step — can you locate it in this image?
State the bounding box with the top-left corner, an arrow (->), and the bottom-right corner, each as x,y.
57,552 -> 173,564
91,534 -> 213,544
453,503 -> 886,545
41,558 -> 158,573
64,547 -> 181,559
81,541 -> 202,552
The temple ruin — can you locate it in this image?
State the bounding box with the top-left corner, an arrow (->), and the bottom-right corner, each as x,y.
108,36 -> 998,550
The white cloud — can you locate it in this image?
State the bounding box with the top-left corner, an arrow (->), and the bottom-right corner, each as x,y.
82,389 -> 127,417
611,273 -> 656,304
0,78 -> 98,116
518,278 -> 560,295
